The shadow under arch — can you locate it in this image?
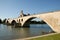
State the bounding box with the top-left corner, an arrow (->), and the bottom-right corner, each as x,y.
7,20 -> 9,24
11,20 -> 17,25
23,17 -> 36,27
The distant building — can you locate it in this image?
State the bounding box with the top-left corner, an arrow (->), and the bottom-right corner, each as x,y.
18,10 -> 30,18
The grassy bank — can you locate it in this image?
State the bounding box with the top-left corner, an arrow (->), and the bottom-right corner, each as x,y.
29,33 -> 60,40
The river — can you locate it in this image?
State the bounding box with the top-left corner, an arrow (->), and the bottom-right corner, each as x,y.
0,24 -> 53,40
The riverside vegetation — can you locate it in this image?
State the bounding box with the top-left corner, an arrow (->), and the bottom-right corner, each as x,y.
29,33 -> 60,40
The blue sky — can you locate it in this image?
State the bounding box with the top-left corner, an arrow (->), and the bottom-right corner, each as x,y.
0,0 -> 60,19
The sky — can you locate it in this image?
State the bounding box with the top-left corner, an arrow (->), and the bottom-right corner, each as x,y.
0,0 -> 60,20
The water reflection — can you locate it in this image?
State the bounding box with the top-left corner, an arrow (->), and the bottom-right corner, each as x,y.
0,24 -> 53,40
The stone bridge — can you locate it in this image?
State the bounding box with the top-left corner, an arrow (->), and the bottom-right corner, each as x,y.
6,10 -> 60,33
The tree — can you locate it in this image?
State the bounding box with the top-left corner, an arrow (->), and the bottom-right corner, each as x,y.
3,18 -> 7,23
40,20 -> 46,24
0,19 -> 2,23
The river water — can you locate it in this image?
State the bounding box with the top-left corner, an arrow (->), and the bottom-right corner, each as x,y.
0,24 -> 53,40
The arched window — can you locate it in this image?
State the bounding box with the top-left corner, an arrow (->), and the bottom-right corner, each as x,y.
19,19 -> 20,22
17,20 -> 18,22
21,19 -> 23,21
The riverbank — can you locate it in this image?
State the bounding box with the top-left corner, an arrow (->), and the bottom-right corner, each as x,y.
14,33 -> 59,40
29,33 -> 60,40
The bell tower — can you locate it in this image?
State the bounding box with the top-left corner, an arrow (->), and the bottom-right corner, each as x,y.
18,10 -> 24,17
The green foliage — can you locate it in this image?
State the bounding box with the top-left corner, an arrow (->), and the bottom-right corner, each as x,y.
0,19 -> 2,23
30,33 -> 60,40
3,19 -> 7,23
30,20 -> 46,24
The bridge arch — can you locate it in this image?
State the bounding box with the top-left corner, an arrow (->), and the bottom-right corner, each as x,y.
11,20 -> 17,25
22,16 -> 58,32
22,17 -> 48,26
6,20 -> 9,24
23,17 -> 36,27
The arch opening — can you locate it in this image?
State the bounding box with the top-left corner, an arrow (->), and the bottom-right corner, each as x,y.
23,17 -> 45,26
23,17 -> 55,33
3,19 -> 7,23
11,20 -> 17,25
23,17 -> 36,27
6,20 -> 9,24
19,19 -> 20,23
